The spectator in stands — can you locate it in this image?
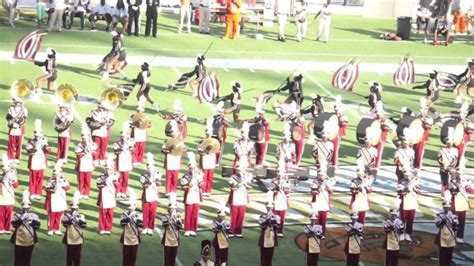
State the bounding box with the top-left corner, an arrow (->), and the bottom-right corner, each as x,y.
48,0 -> 67,32
37,0 -> 48,29
89,0 -> 113,31
67,0 -> 88,30
113,0 -> 129,33
275,0 -> 290,42
178,0 -> 192,34
127,0 -> 141,36
145,0 -> 159,37
199,0 -> 211,34
468,6 -> 474,34
223,0 -> 241,39
453,8 -> 467,34
4,0 -> 17,27
416,6 -> 431,35
314,3 -> 331,43
434,16 -> 450,46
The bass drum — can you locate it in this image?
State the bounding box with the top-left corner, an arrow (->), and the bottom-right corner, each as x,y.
314,112 -> 340,140
356,118 -> 382,145
164,121 -> 182,138
249,123 -> 264,142
396,116 -> 424,144
440,119 -> 465,146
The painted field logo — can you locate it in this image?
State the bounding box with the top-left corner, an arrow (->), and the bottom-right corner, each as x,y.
295,227 -> 474,265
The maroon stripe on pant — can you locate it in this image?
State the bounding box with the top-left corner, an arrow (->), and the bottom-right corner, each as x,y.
455,210 -> 466,238
29,170 -> 44,196
66,244 -> 82,266
255,142 -> 267,165
203,169 -> 215,193
57,136 -> 70,160
8,135 -> 23,160
307,253 -> 319,266
346,253 -> 360,266
14,245 -> 34,266
165,170 -> 179,193
143,201 -> 158,230
118,171 -> 130,194
400,209 -> 415,234
0,205 -> 13,231
48,211 -> 63,231
231,205 -> 246,234
184,204 -> 200,232
260,247 -> 275,266
385,250 -> 399,266
122,245 -> 138,266
99,208 -> 114,231
133,142 -> 145,163
164,246 -> 178,266
93,136 -> 109,161
317,211 -> 327,234
78,172 -> 92,196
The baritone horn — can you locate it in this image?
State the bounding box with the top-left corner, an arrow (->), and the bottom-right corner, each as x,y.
100,88 -> 124,110
10,79 -> 34,102
56,83 -> 79,106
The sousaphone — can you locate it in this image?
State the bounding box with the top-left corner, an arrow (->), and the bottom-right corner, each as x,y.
10,79 -> 34,102
131,112 -> 151,129
56,83 -> 79,106
165,138 -> 185,156
199,137 -> 221,154
100,88 -> 124,110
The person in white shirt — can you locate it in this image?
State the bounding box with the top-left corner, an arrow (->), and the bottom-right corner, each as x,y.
275,0 -> 290,42
199,0 -> 212,34
67,0 -> 89,30
4,0 -> 17,27
314,3 -> 331,43
295,2 -> 308,42
48,0 -> 67,32
89,0 -> 113,31
178,0 -> 192,34
113,0 -> 129,32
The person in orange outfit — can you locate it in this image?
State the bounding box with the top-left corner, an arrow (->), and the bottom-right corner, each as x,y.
453,8 -> 466,34
223,0 -> 241,39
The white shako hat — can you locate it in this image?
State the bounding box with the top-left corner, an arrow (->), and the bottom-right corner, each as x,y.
389,198 -> 401,214
128,188 -> 138,209
310,202 -> 318,220
22,190 -> 31,208
81,122 -> 91,137
71,190 -> 81,209
283,123 -> 291,140
174,100 -> 183,113
121,121 -> 130,137
217,200 -> 226,216
334,95 -> 343,110
34,119 -> 43,136
168,193 -> 178,209
187,151 -> 197,167
442,190 -> 452,208
215,101 -> 225,114
136,95 -> 146,112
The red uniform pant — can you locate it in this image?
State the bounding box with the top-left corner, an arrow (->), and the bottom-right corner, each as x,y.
66,244 -> 82,266
99,208 -> 114,231
357,211 -> 366,224
255,142 -> 267,165
331,137 -> 341,167
0,205 -> 13,231
231,205 -> 246,235
164,246 -> 178,266
375,141 -> 385,168
224,14 -> 240,39
294,140 -> 305,165
385,250 -> 399,266
117,171 -> 130,194
29,169 -> 44,196
413,141 -> 426,169
438,247 -> 454,266
77,172 -> 92,196
202,169 -> 215,194
143,201 -> 158,230
307,253 -> 319,266
8,135 -> 23,160
184,204 -> 200,232
455,210 -> 466,238
346,253 -> 360,266
57,136 -> 70,160
317,211 -> 328,234
273,210 -> 286,234
133,142 -> 145,163
14,245 -> 34,266
122,245 -> 138,266
48,211 -> 63,231
93,136 -> 109,161
215,247 -> 228,265
260,247 -> 275,266
400,209 -> 415,234
165,170 -> 179,193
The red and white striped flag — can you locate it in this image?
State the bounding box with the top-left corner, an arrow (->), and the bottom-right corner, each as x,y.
331,58 -> 360,92
13,30 -> 48,61
393,57 -> 415,86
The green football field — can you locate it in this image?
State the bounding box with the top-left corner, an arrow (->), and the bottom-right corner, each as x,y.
0,10 -> 473,266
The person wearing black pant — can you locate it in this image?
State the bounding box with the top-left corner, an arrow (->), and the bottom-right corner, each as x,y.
127,0 -> 141,36
68,0 -> 88,30
89,0 -> 113,31
145,0 -> 159,37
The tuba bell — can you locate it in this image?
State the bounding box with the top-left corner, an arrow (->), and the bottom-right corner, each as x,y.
100,88 -> 124,110
56,83 -> 79,106
131,112 -> 151,129
165,138 -> 185,156
10,79 -> 34,102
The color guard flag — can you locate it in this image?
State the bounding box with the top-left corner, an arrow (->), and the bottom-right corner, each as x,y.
394,57 -> 415,86
13,30 -> 48,61
197,73 -> 219,103
432,71 -> 460,92
332,58 -> 360,92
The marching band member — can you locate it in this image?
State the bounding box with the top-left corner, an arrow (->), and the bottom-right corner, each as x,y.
62,191 -> 86,266
54,103 -> 74,162
304,205 -> 325,266
312,125 -> 334,172
275,124 -> 296,170
413,97 -> 433,169
275,0 -> 291,42
168,54 -> 206,92
120,189 -> 143,266
6,97 -> 27,162
448,166 -> 472,243
101,30 -> 127,81
310,168 -> 334,233
223,0 -> 241,40
349,172 -> 372,224
97,154 -> 119,235
374,104 -> 391,170
344,212 -> 364,266
258,200 -> 280,266
140,153 -> 161,235
162,121 -> 185,195
26,119 -> 51,200
132,62 -> 157,108
383,199 -> 404,266
34,48 -> 58,94
212,202 -> 231,265
194,240 -> 215,266
161,194 -> 183,266
233,122 -> 254,169
44,160 -> 70,236
435,191 -> 459,265
130,97 -> 150,165
87,103 -> 115,164
182,152 -> 203,236
11,190 -> 41,266
0,154 -> 19,234
210,103 -> 229,165
332,95 -> 348,167
456,102 -> 473,165
75,123 -> 97,199
292,117 -> 306,166
280,73 -> 304,107
269,172 -> 291,237
228,168 -> 252,238
218,81 -> 242,123
356,129 -> 378,181
366,81 -> 382,113
412,73 -> 439,117
437,128 -> 459,191
198,121 -> 217,197
113,122 -> 135,198
250,103 -> 270,165
302,94 -> 324,144
397,170 -> 421,242
393,128 -> 415,181
161,100 -> 188,141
